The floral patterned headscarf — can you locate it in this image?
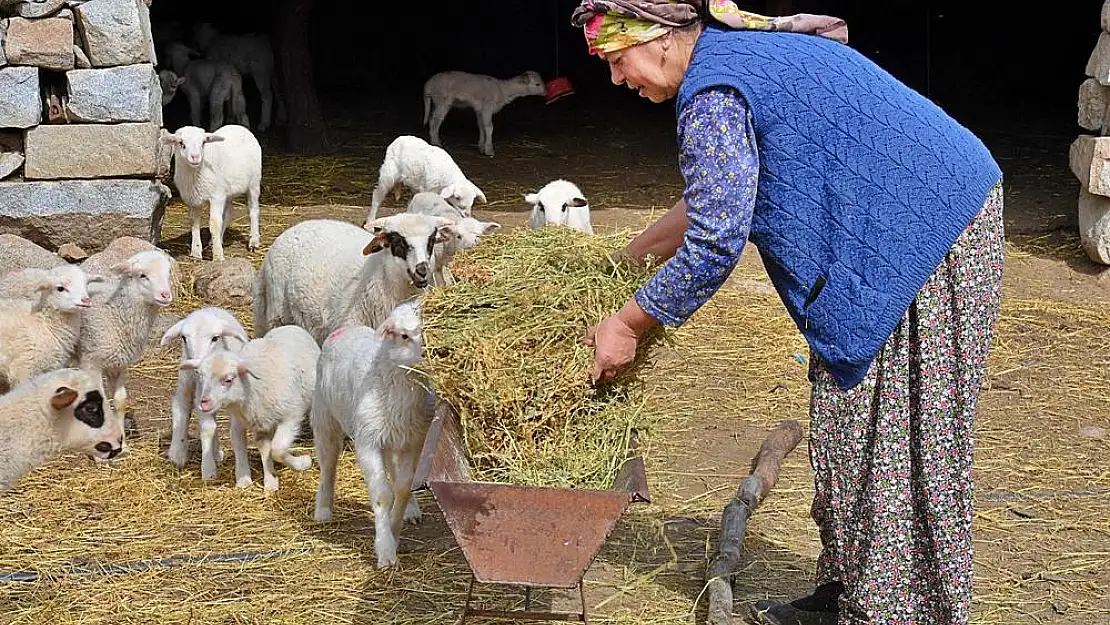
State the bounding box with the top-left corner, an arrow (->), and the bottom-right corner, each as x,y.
571,0 -> 848,55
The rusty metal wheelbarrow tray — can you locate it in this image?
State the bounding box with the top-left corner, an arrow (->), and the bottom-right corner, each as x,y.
412,400 -> 651,622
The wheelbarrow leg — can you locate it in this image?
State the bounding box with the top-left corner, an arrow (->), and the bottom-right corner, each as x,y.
705,420 -> 804,625
458,575 -> 477,625
579,580 -> 589,624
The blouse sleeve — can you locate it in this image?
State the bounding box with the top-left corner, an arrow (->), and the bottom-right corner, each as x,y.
633,86 -> 759,327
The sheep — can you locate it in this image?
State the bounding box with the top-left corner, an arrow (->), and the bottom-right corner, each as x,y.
0,367 -> 125,493
252,214 -> 455,345
192,22 -> 285,133
161,124 -> 263,262
423,70 -> 547,157
311,300 -> 432,568
161,40 -> 201,77
404,192 -> 500,286
159,61 -> 250,131
180,325 -> 318,491
159,307 -> 249,478
0,265 -> 104,392
525,179 -> 594,235
77,249 -> 175,419
366,135 -> 486,225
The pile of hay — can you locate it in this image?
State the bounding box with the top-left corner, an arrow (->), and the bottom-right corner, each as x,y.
418,227 -> 671,489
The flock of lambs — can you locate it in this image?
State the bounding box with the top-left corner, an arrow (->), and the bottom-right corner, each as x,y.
0,23 -> 596,568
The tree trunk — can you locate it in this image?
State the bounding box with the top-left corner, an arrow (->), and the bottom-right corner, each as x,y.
277,0 -> 329,153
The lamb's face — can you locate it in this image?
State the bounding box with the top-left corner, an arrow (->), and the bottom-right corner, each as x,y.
158,70 -> 186,106
162,310 -> 248,361
454,217 -> 501,251
526,186 -> 589,229
185,351 -> 243,414
112,250 -> 174,307
363,214 -> 456,289
39,266 -> 103,311
52,369 -> 125,462
164,126 -> 225,167
519,71 -> 547,96
439,182 -> 484,215
379,301 -> 424,365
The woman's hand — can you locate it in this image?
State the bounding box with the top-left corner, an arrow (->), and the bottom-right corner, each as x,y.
584,299 -> 660,383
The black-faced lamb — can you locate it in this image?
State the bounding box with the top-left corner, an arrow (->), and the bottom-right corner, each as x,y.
158,61 -> 250,131
252,214 -> 456,345
0,367 -> 125,493
526,179 -> 594,234
77,249 -> 175,419
180,325 -> 318,491
0,265 -> 104,392
422,70 -> 547,157
192,22 -> 285,133
160,307 -> 249,478
162,124 -> 263,261
366,135 -> 486,225
311,300 -> 432,568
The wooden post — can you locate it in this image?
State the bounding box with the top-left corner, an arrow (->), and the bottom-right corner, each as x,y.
276,0 -> 330,154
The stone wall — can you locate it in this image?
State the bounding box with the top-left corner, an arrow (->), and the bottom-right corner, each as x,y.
0,0 -> 171,253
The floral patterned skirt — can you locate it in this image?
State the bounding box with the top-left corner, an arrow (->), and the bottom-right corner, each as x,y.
807,182 -> 1005,625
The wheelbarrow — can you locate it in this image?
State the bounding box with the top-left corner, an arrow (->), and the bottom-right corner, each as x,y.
412,400 -> 651,624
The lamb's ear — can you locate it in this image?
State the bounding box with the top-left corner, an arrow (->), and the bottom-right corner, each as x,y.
524,193 -> 539,204
159,133 -> 181,145
174,76 -> 187,87
85,275 -> 108,295
362,230 -> 389,256
474,188 -> 487,203
569,197 -> 589,208
221,326 -> 249,345
481,221 -> 502,234
439,184 -> 458,201
108,259 -> 136,277
435,218 -> 457,244
160,318 -> 187,347
51,386 -> 79,411
236,361 -> 261,380
179,359 -> 201,371
203,133 -> 225,144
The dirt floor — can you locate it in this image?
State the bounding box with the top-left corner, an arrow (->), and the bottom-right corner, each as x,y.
1,93 -> 1108,624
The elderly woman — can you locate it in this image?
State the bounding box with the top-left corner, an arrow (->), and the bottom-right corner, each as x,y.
575,1 -> 1004,625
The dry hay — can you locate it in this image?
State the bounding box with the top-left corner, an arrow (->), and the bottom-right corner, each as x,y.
418,226 -> 670,489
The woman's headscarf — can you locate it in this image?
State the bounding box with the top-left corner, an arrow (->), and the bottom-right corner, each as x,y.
570,0 -> 848,55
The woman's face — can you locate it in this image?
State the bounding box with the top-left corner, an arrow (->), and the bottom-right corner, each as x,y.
599,35 -> 682,103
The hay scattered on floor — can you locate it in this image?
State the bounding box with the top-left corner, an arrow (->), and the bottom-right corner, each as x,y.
418,227 -> 670,489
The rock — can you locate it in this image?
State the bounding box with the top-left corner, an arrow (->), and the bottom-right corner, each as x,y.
72,42 -> 89,67
0,65 -> 40,128
2,15 -> 73,70
1088,32 -> 1110,87
81,234 -> 179,287
56,242 -> 87,262
1079,189 -> 1110,265
73,0 -> 150,67
1079,78 -> 1110,134
0,18 -> 7,67
66,64 -> 160,125
1104,0 -> 1110,32
24,122 -> 159,179
154,127 -> 173,185
1069,135 -> 1110,197
0,232 -> 63,275
135,0 -> 153,67
0,178 -> 170,252
193,258 -> 255,307
10,0 -> 67,18
0,151 -> 20,179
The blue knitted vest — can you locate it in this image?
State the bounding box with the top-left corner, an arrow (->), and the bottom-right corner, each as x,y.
677,26 -> 1002,390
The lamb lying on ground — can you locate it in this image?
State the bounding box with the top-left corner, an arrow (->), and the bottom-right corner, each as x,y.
181,325 -> 318,491
0,265 -> 104,392
0,367 -> 125,493
160,307 -> 249,477
253,214 -> 455,344
526,179 -> 594,234
162,124 -> 263,261
366,135 -> 486,225
423,70 -> 547,157
312,300 -> 433,568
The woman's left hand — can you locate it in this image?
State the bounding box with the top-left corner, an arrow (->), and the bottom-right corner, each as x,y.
584,300 -> 658,383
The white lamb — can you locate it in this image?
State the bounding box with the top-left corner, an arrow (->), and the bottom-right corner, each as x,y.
0,368 -> 125,493
160,307 -> 249,478
162,124 -> 263,261
0,265 -> 104,392
423,70 -> 547,157
77,249 -> 175,418
192,22 -> 285,133
252,214 -> 455,345
526,179 -> 594,235
180,325 -> 318,491
159,61 -> 250,131
405,192 -> 500,286
366,135 -> 486,225
312,300 -> 433,568
161,40 -> 201,77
